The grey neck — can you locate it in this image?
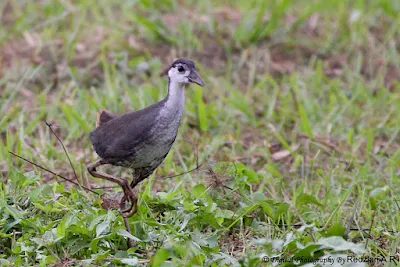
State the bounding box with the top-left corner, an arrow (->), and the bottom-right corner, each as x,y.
159,78 -> 185,120
165,78 -> 185,109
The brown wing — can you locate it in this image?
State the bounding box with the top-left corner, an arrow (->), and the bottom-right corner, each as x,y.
96,109 -> 116,128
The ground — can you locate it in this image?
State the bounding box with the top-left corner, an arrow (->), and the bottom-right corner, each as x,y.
0,0 -> 400,266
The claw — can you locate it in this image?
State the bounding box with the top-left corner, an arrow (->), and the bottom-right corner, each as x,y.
120,195 -> 134,213
122,199 -> 137,218
119,184 -> 138,218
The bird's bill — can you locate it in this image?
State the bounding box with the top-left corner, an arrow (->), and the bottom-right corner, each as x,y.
188,70 -> 205,87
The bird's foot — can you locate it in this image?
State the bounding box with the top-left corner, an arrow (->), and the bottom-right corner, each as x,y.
120,196 -> 133,213
119,183 -> 138,218
119,184 -> 138,248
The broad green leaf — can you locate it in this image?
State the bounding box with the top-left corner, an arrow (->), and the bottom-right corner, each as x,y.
318,236 -> 366,254
96,220 -> 110,237
152,248 -> 170,267
325,223 -> 346,237
5,205 -> 23,219
116,229 -> 141,242
192,184 -> 207,198
296,193 -> 323,207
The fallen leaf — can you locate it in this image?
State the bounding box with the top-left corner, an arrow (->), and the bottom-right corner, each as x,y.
271,144 -> 300,161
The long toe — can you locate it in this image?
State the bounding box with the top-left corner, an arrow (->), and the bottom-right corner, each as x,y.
120,195 -> 134,213
120,182 -> 138,218
122,198 -> 137,218
121,192 -> 137,218
121,204 -> 134,214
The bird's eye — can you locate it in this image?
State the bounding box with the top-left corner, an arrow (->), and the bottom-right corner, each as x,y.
177,66 -> 185,73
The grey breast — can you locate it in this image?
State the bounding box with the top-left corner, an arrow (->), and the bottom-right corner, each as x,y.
129,101 -> 183,168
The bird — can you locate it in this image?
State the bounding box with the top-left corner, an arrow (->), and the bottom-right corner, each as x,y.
87,58 -> 204,218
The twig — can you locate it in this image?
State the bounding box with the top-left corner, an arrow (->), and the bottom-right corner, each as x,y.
91,185 -> 118,190
205,162 -> 239,195
45,121 -> 79,183
297,132 -> 341,154
206,184 -> 245,199
161,161 -> 205,180
157,139 -> 206,179
9,151 -> 98,195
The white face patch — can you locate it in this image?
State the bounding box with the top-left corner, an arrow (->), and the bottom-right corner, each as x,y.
168,64 -> 190,84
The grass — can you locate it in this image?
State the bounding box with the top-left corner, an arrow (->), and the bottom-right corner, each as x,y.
1,0 -> 400,266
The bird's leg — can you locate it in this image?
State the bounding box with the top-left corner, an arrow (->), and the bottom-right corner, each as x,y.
87,159 -> 137,247
119,172 -> 142,216
122,215 -> 136,248
87,159 -> 137,218
120,168 -> 152,213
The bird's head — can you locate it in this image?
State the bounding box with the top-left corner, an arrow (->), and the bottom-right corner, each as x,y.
166,58 -> 204,87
